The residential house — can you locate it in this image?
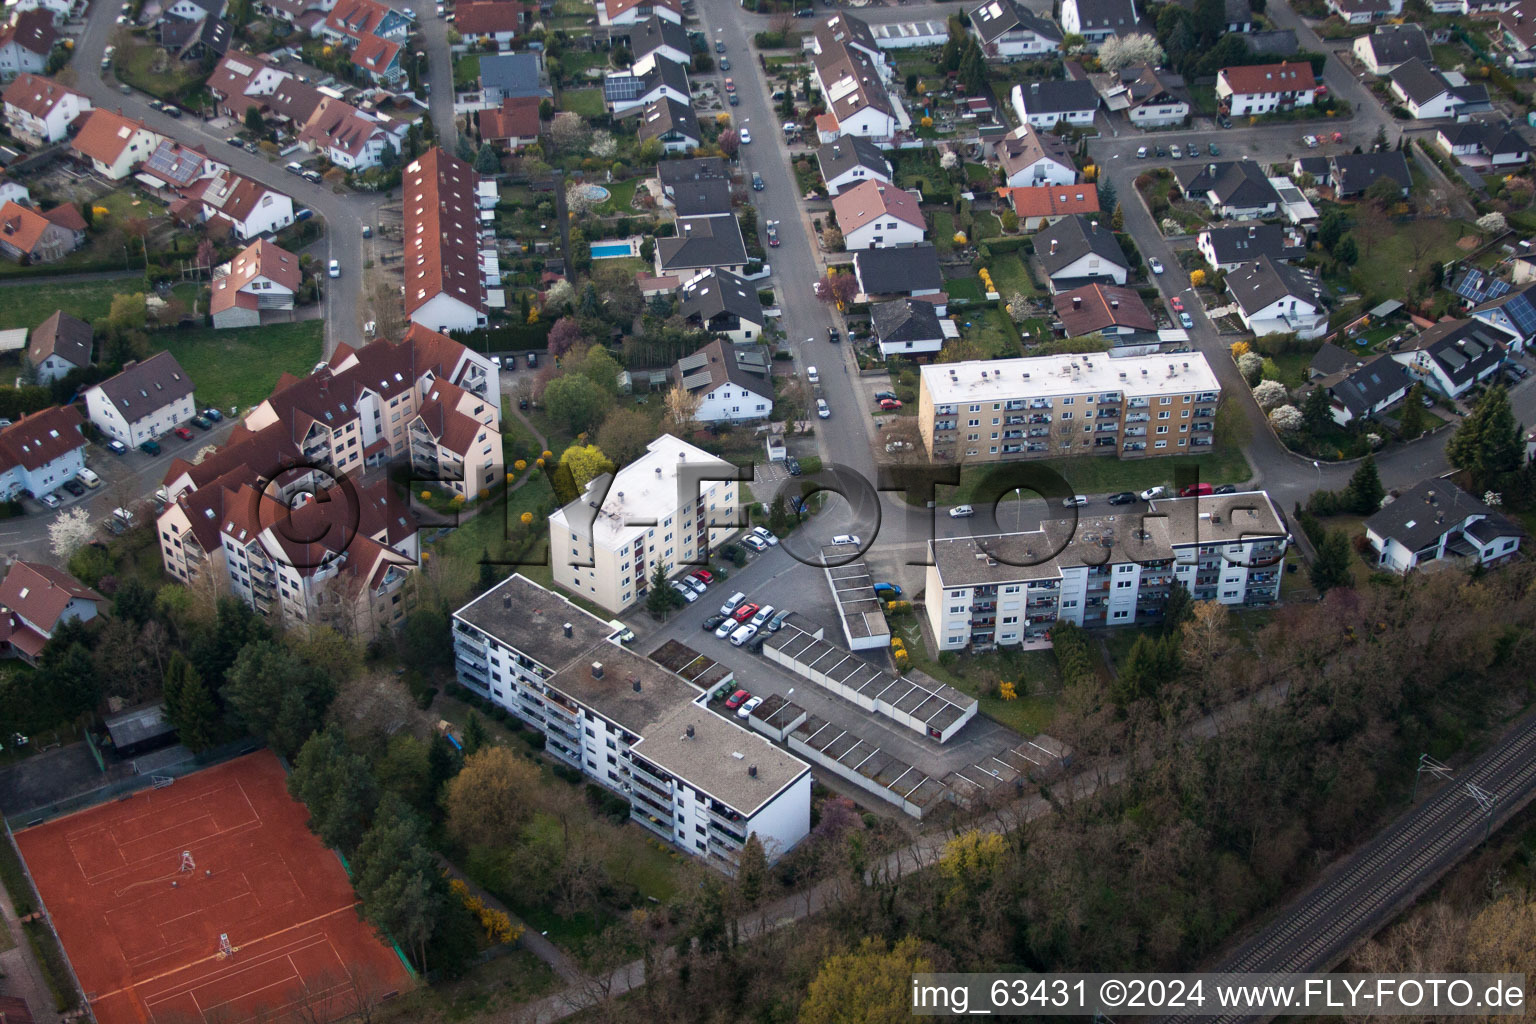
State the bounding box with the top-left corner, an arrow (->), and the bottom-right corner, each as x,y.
1365,478 -> 1522,572
207,50 -> 303,121
0,182 -> 26,207
70,108 -> 163,180
83,352 -> 195,447
210,238 -> 300,328
596,0 -> 681,27
478,52 -> 551,103
296,98 -> 401,171
1327,0 -> 1402,23
0,200 -> 80,262
321,0 -> 410,85
1390,318 -> 1508,396
654,215 -> 749,276
0,405 -> 85,501
831,179 -> 925,250
1009,79 -> 1100,129
916,352 -> 1221,463
1467,281 -> 1536,352
257,0 -> 332,30
25,309 -> 90,383
1494,0 -> 1536,72
816,135 -> 893,196
1035,214 -> 1128,292
968,0 -> 1062,58
625,14 -> 691,73
993,124 -> 1076,187
1331,150 -> 1412,198
810,14 -> 906,141
852,244 -> 945,306
2,73 -> 88,145
1197,223 -> 1307,273
1389,59 -> 1491,119
157,10 -> 233,62
477,96 -> 542,152
672,338 -> 772,422
872,297 -> 948,357
1053,282 -> 1155,339
454,0 -> 533,48
452,574 -> 812,866
656,157 -> 733,217
0,561 -> 101,665
0,10 -> 55,79
1215,61 -> 1316,116
1313,352 -> 1415,424
404,148 -> 491,334
548,433 -> 738,613
1226,256 -> 1326,339
193,171 -> 294,240
1436,121 -> 1529,169
999,182 -> 1099,230
408,377 -> 504,500
134,139 -> 226,198
1176,0 -> 1253,32
1175,160 -> 1282,219
678,269 -> 764,343
1090,64 -> 1189,127
1353,23 -> 1432,75
1059,0 -> 1138,46
635,96 -> 700,153
1247,28 -> 1301,56
604,55 -> 688,114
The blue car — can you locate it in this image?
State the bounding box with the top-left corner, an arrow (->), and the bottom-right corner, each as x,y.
872,582 -> 902,598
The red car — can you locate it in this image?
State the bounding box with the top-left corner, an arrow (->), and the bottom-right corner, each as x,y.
173,426 -> 194,440
878,398 -> 902,411
725,688 -> 750,709
731,602 -> 759,623
689,569 -> 713,585
1169,296 -> 1185,313
1180,482 -> 1214,497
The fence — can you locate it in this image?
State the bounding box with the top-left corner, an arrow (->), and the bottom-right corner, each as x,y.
5,738 -> 262,831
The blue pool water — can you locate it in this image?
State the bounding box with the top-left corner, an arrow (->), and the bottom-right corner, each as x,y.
591,242 -> 634,258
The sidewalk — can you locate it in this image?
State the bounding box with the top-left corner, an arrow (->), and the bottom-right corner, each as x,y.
0,856 -> 64,1024
435,856 -> 582,984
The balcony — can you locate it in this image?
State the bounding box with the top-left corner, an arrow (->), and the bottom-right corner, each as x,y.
1124,427 -> 1146,437
1193,409 -> 1215,419
1191,437 -> 1214,447
1096,423 -> 1118,433
709,817 -> 747,847
631,809 -> 674,842
1128,397 -> 1149,408
1195,392 -> 1219,403
630,784 -> 673,819
1099,392 -> 1122,403
1192,421 -> 1215,433
1028,414 -> 1051,424
629,770 -> 671,804
1027,427 -> 1050,437
1123,442 -> 1146,451
1002,429 -> 1024,440
1004,400 -> 1027,411
1093,437 -> 1116,447
1096,408 -> 1120,419
1027,442 -> 1048,452
629,756 -> 673,789
545,736 -> 581,766
1004,415 -> 1027,426
1126,412 -> 1150,423
1029,399 -> 1052,409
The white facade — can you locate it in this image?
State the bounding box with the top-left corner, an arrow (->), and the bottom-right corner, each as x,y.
1001,151 -> 1075,188
829,103 -> 899,141
1128,97 -> 1188,127
1390,79 -> 1460,119
1046,251 -> 1128,288
1233,291 -> 1325,339
410,290 -> 488,334
694,380 -> 772,423
0,439 -> 82,500
3,85 -> 89,144
0,40 -> 47,80
842,213 -> 925,251
83,385 -> 195,447
549,434 -> 740,614
1010,83 -> 1097,129
823,161 -> 892,196
1217,81 -> 1316,116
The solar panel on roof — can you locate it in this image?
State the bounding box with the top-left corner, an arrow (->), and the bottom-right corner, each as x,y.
677,352 -> 708,373
681,371 -> 713,390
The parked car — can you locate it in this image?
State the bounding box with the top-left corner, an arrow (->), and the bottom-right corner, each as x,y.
173,426 -> 194,440
872,582 -> 901,598
1170,296 -> 1184,312
751,526 -> 778,546
1179,312 -> 1194,329
715,616 -> 739,638
873,390 -> 897,402
751,171 -> 763,190
284,161 -> 303,174
736,695 -> 763,718
703,613 -> 727,631
76,468 -> 101,488
670,581 -> 698,602
163,106 -> 182,118
766,221 -> 779,246
1139,485 -> 1166,500
38,492 -> 59,508
692,568 -> 715,583
730,623 -> 759,646
106,439 -> 128,454
785,456 -> 802,476
817,398 -> 830,418
749,605 -> 776,628
328,259 -> 340,278
831,534 -> 860,546
828,326 -> 840,343
721,591 -> 746,615
720,57 -> 730,70
139,439 -> 161,455
1180,482 -> 1214,497
743,534 -> 768,551
740,128 -> 752,144
1107,491 -> 1138,505
732,602 -> 759,623
61,479 -> 85,497
682,574 -> 707,594
878,398 -> 902,411
1170,144 -> 1182,159
1137,146 -> 1148,158
1208,143 -> 1220,156
715,39 -> 726,52
949,505 -> 974,518
724,689 -> 750,709
724,77 -> 735,92
768,609 -> 793,632
1213,484 -> 1238,494
1149,257 -> 1164,275
1062,494 -> 1088,507
729,92 -> 739,106
806,365 -> 819,384
191,415 -> 213,430
201,407 -> 224,422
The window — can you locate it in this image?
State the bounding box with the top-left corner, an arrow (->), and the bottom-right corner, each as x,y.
1116,579 -> 1132,589
1155,440 -> 1168,449
1157,426 -> 1168,434
1062,397 -> 1074,405
1112,610 -> 1129,620
1159,411 -> 1171,419
1160,397 -> 1172,405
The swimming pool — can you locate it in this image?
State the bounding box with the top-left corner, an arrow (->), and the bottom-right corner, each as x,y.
591,238 -> 639,259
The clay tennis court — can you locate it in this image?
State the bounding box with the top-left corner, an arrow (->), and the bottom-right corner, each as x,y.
15,750 -> 412,1024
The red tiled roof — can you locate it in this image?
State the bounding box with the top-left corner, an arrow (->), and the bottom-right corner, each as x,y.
602,0 -> 680,19
0,404 -> 84,472
44,203 -> 86,232
298,97 -> 387,157
2,73 -> 84,120
1053,283 -> 1156,335
0,561 -> 101,637
454,0 -> 532,34
0,200 -> 49,254
351,34 -> 400,74
1218,60 -> 1317,95
478,96 -> 540,143
210,238 -> 301,315
1000,183 -> 1099,219
325,0 -> 391,38
71,108 -> 154,166
831,179 -> 924,234
403,148 -> 486,317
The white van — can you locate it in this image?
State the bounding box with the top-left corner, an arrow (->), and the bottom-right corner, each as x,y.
831,534 -> 861,546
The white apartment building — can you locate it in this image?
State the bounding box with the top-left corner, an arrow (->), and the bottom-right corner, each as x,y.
924,491 -> 1288,648
452,574 -> 812,865
83,352 -> 195,447
549,434 -> 741,614
917,352 -> 1221,462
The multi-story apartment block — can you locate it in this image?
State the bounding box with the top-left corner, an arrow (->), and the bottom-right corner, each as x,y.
549,434 -> 740,614
917,353 -> 1221,462
452,574 -> 812,865
925,491 -> 1288,648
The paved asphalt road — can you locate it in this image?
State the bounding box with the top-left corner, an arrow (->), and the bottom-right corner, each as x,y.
1160,707 -> 1536,1024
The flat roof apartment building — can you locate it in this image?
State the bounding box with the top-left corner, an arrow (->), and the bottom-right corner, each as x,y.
917,352 -> 1220,462
452,574 -> 812,865
925,491 -> 1287,648
548,434 -> 741,614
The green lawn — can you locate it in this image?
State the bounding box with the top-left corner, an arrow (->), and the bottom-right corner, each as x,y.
963,162 -> 996,186
957,304 -> 1022,359
900,629 -> 1059,735
1350,218 -> 1469,301
0,277 -> 142,330
453,53 -> 481,88
158,320 -> 323,413
595,177 -> 641,215
943,276 -> 983,302
559,49 -> 611,79
114,37 -> 205,100
970,211 -> 1002,241
560,88 -> 605,117
935,444 -> 1254,505
933,210 -> 956,253
987,252 -> 1037,298
1260,350 -> 1315,389
428,472 -> 557,607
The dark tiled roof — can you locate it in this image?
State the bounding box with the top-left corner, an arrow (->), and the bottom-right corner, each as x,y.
678,268 -> 763,325
1202,223 -> 1306,266
816,135 -> 891,184
872,297 -> 943,343
656,215 -> 747,272
1403,319 -> 1508,386
1226,255 -> 1319,315
636,95 -> 700,144
1390,58 -> 1451,106
1331,151 -> 1411,197
1035,214 -> 1126,276
853,243 -> 942,294
91,351 -> 192,417
674,337 -> 770,396
1360,23 -> 1431,66
1015,78 -> 1100,115
1365,479 -> 1516,552
27,310 -> 91,368
1328,355 -> 1414,419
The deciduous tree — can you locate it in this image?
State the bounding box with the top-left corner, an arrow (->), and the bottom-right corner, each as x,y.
1099,32 -> 1165,72
444,746 -> 541,850
664,384 -> 702,432
542,374 -> 614,435
801,936 -> 934,1024
48,507 -> 93,560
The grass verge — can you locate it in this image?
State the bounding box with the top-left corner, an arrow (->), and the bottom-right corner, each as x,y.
158,320 -> 324,413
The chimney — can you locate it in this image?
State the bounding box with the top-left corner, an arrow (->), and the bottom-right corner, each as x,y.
1110,299 -> 1119,309
749,765 -> 758,777
1072,296 -> 1081,309
1248,225 -> 1256,238
683,223 -> 691,234
1050,239 -> 1058,255
591,661 -> 604,679
1209,163 -> 1216,177
563,622 -> 573,637
632,677 -> 641,692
